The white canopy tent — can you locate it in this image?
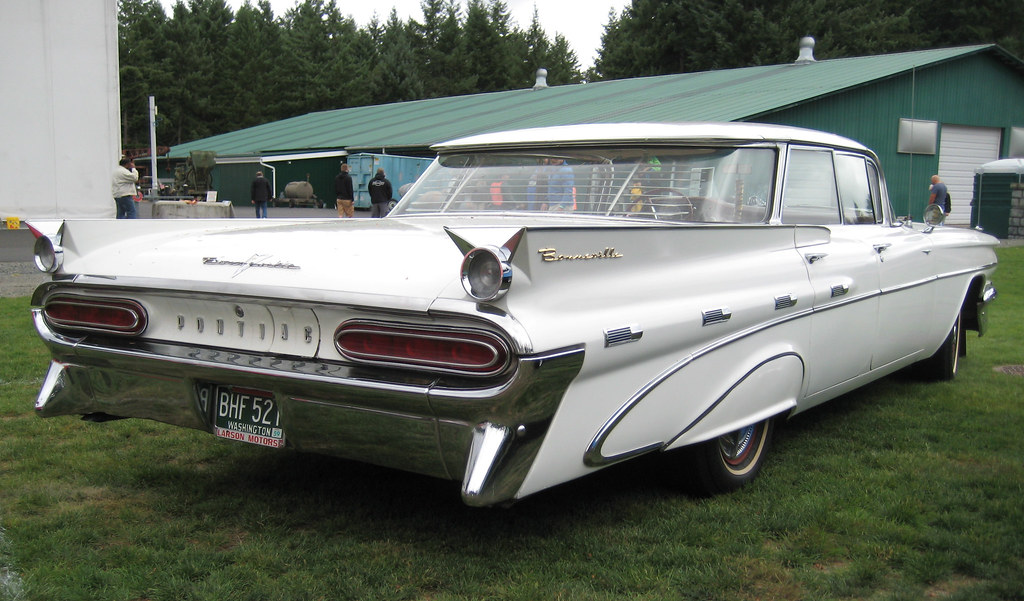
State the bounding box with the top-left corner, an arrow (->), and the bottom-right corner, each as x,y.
0,0 -> 120,224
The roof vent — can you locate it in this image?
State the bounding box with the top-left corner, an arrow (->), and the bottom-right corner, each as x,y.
533,68 -> 548,90
795,36 -> 816,64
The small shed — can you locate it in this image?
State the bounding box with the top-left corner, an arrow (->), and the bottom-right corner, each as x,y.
209,150 -> 347,208
972,159 -> 1024,239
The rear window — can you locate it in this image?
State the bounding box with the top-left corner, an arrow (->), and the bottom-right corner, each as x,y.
392,147 -> 777,224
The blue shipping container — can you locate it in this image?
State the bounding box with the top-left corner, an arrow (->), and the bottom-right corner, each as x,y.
350,153 -> 433,209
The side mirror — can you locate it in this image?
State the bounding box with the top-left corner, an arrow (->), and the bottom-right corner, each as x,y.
923,204 -> 946,227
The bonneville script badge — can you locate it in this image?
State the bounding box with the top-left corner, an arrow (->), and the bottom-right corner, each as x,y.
203,255 -> 300,277
537,247 -> 623,262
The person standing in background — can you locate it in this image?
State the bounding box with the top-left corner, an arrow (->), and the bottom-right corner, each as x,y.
928,174 -> 948,215
251,170 -> 273,218
335,163 -> 354,218
112,156 -> 139,219
547,159 -> 575,211
367,168 -> 393,218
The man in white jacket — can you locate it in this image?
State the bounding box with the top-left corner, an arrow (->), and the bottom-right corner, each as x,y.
112,157 -> 139,219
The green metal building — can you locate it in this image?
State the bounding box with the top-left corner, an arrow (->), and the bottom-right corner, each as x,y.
213,151 -> 345,210
169,42 -> 1024,227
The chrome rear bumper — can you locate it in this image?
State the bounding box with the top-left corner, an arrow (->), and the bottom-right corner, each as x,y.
32,309 -> 584,506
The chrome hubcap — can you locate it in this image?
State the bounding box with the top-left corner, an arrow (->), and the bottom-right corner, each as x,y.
720,424 -> 757,466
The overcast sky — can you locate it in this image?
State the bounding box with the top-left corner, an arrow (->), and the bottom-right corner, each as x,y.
157,0 -> 630,70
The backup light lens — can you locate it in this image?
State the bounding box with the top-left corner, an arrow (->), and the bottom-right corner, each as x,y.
335,322 -> 510,375
33,235 -> 63,273
43,296 -> 148,336
461,246 -> 512,301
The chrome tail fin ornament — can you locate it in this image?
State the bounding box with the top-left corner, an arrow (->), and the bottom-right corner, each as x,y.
445,227 -> 526,301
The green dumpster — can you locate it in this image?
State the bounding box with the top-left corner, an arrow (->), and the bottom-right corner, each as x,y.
972,159 -> 1024,239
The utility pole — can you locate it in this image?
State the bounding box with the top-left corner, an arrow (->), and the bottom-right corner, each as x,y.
148,96 -> 158,198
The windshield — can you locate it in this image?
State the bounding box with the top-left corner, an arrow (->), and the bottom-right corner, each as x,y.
391,146 -> 776,223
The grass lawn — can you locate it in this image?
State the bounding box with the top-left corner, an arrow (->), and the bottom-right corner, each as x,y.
1,248 -> 1022,601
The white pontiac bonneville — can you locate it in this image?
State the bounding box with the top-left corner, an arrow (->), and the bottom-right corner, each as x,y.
29,123 -> 998,506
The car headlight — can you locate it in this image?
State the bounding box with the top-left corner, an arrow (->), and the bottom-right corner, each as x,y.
461,246 -> 512,301
33,234 -> 64,273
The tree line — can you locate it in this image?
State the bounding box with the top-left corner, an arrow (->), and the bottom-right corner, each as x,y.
118,0 -> 1024,152
117,0 -> 582,150
594,0 -> 1024,79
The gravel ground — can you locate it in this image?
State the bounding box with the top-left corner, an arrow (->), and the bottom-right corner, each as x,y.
0,261 -> 48,298
0,204 -> 348,299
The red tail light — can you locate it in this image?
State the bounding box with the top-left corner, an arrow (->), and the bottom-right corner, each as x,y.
335,322 -> 510,376
43,296 -> 147,336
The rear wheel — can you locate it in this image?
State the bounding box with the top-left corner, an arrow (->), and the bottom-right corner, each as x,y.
684,417 -> 774,496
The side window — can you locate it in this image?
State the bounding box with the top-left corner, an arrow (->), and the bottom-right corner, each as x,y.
835,154 -> 877,224
865,161 -> 884,223
781,149 -> 841,224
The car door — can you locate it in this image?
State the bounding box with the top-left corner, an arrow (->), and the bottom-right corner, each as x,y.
782,148 -> 880,398
851,159 -> 935,369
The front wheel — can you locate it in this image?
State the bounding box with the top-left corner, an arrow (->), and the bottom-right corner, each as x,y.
682,417 -> 774,496
914,311 -> 962,381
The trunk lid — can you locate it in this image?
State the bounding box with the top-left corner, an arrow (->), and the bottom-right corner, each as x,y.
48,218 -> 473,306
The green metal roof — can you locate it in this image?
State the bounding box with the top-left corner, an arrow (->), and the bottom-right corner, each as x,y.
169,44 -> 1018,158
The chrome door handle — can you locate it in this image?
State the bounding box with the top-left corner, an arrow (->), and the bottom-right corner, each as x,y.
805,253 -> 828,264
873,243 -> 892,254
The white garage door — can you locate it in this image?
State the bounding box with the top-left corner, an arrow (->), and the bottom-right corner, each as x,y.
937,125 -> 1002,225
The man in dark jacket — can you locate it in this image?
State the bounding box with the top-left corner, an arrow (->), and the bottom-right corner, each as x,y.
367,168 -> 393,218
250,171 -> 273,218
335,163 -> 354,218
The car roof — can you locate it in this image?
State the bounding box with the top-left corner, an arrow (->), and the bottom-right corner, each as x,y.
432,122 -> 870,154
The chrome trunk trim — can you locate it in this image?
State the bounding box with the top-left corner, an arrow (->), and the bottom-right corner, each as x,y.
463,423 -> 512,498
32,309 -> 584,506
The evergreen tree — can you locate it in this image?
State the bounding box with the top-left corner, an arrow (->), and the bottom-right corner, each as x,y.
116,0 -> 595,144
595,0 -> 736,79
460,0 -> 497,91
593,0 -> 1023,80
224,1 -> 283,131
518,8 -> 582,86
273,0 -> 363,118
160,0 -> 236,143
411,0 -> 470,97
545,34 -> 583,85
370,10 -> 426,104
905,0 -> 1023,57
117,0 -> 169,149
460,0 -> 533,91
521,8 -> 549,81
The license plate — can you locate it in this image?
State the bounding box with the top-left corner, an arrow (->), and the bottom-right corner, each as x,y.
206,385 -> 285,449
